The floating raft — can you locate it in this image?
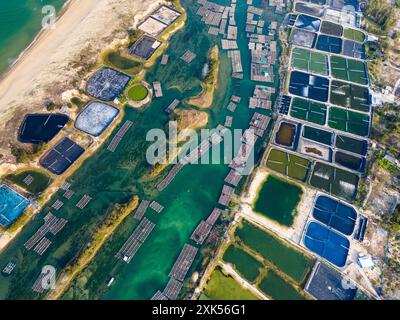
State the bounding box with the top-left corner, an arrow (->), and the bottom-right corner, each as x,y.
218,185 -> 235,206
149,201 -> 164,213
51,200 -> 64,211
107,120 -> 133,152
2,262 -> 16,275
231,95 -> 241,103
219,18 -> 227,34
76,195 -> 92,209
250,112 -> 271,130
165,99 -> 180,113
160,54 -> 169,65
209,131 -> 223,145
49,218 -> 68,236
60,181 -> 71,191
225,116 -> 233,127
63,189 -> 74,200
23,175 -> 34,186
25,213 -> 67,253
151,290 -> 168,301
246,24 -> 256,33
226,101 -> 237,112
153,81 -> 163,97
227,26 -> 238,40
224,169 -> 243,187
248,5 -> 263,15
185,139 -> 211,164
156,161 -> 186,191
254,85 -> 274,98
116,217 -> 155,263
216,124 -> 228,134
249,125 -> 265,137
208,26 -> 219,35
180,50 -> 197,63
163,278 -> 183,300
229,141 -> 255,174
190,221 -> 213,245
221,39 -> 238,50
206,208 -> 222,225
32,273 -> 47,293
249,97 -> 272,109
227,50 -> 243,73
34,237 -> 52,256
190,208 -> 222,245
241,128 -> 258,145
168,244 -> 198,282
134,200 -> 150,220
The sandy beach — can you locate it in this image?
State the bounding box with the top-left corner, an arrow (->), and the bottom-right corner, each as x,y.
0,0 -> 163,165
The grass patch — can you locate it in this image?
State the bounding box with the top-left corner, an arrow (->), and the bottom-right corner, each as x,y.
200,267 -> 259,300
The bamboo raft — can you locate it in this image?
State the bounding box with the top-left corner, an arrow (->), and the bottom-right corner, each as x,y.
133,200 -> 150,220
168,243 -> 198,282
107,120 -> 133,152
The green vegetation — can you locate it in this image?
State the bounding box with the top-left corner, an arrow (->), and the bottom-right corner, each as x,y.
200,267 -> 259,300
4,170 -> 52,195
127,84 -> 148,101
371,103 -> 400,158
127,29 -> 144,48
222,245 -> 263,283
11,144 -> 46,164
258,270 -> 305,300
70,96 -> 86,109
253,175 -> 303,227
235,221 -> 312,283
365,0 -> 396,32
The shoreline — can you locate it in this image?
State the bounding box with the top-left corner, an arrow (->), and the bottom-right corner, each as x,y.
0,0 -> 75,81
0,0 -> 178,252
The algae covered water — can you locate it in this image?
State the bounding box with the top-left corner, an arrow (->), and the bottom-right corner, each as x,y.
0,0 -> 284,300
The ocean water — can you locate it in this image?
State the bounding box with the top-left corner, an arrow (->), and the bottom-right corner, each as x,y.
0,0 -> 65,75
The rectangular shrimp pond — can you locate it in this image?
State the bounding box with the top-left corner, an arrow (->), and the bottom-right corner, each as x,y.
0,184 -> 30,228
253,175 -> 303,226
328,107 -> 370,137
312,194 -> 358,236
304,221 -> 350,268
235,220 -> 313,284
291,47 -> 329,76
290,97 -> 327,126
330,80 -> 371,113
309,162 -> 359,201
266,148 -> 311,181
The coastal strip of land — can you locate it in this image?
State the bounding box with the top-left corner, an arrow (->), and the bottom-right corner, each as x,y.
0,0 -> 163,163
186,45 -> 220,108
